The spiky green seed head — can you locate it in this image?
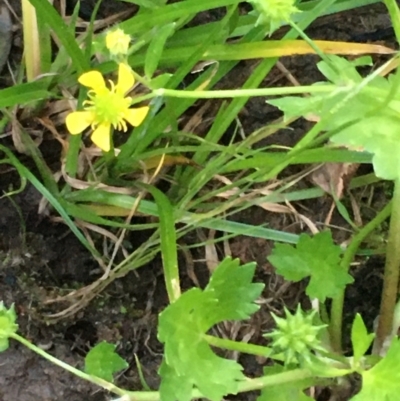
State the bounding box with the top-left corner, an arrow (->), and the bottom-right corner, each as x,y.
265,305 -> 327,365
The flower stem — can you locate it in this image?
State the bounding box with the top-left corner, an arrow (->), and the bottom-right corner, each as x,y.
330,201 -> 392,353
153,84 -> 339,100
10,332 -> 127,397
375,179 -> 400,353
203,334 -> 273,358
104,128 -> 117,175
288,21 -> 330,64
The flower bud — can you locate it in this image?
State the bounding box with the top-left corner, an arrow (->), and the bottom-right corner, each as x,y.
106,28 -> 131,57
249,0 -> 300,34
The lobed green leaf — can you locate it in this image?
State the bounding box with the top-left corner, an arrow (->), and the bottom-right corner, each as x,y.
268,231 -> 353,302
158,257 -> 264,401
85,341 -> 128,382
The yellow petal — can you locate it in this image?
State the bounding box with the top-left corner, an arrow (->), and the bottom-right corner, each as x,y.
91,123 -> 111,151
66,111 -> 95,134
116,63 -> 135,95
123,106 -> 149,127
78,70 -> 106,91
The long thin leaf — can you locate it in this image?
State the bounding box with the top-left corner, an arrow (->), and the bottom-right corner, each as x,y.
0,82 -> 51,107
27,0 -> 88,74
130,40 -> 394,67
141,184 -> 180,302
0,145 -> 99,258
120,0 -> 239,35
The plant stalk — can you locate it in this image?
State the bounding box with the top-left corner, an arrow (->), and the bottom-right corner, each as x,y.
374,179 -> 400,353
204,334 -> 273,358
330,201 -> 392,353
11,333 -> 127,397
153,84 -> 339,100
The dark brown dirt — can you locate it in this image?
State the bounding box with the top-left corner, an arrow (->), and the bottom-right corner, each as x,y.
0,1 -> 394,401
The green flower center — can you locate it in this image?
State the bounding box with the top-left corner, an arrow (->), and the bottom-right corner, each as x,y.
85,85 -> 132,131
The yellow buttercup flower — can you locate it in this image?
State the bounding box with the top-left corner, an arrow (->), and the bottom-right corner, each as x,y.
66,63 -> 149,152
105,28 -> 131,57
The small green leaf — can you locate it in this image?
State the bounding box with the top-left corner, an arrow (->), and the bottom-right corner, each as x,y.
268,231 -> 353,302
351,338 -> 400,401
351,314 -> 375,363
351,56 -> 373,67
267,95 -> 324,121
85,341 -> 128,382
205,258 -> 264,320
0,302 -> 18,352
148,73 -> 172,90
317,55 -> 363,85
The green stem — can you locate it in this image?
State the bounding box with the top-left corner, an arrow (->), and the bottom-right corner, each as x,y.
65,88 -> 87,177
10,333 -> 127,397
288,21 -> 330,64
204,334 -> 273,357
104,127 -> 116,162
375,179 -> 400,353
133,58 -> 396,107
236,368 -> 317,392
153,84 -> 339,99
330,201 -> 392,353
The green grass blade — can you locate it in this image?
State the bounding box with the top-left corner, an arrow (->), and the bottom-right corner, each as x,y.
0,146 -> 100,258
0,82 -> 51,107
222,149 -> 372,173
64,188 -> 301,243
27,0 -> 88,74
120,0 -> 239,35
141,184 -> 180,302
145,22 -> 176,78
